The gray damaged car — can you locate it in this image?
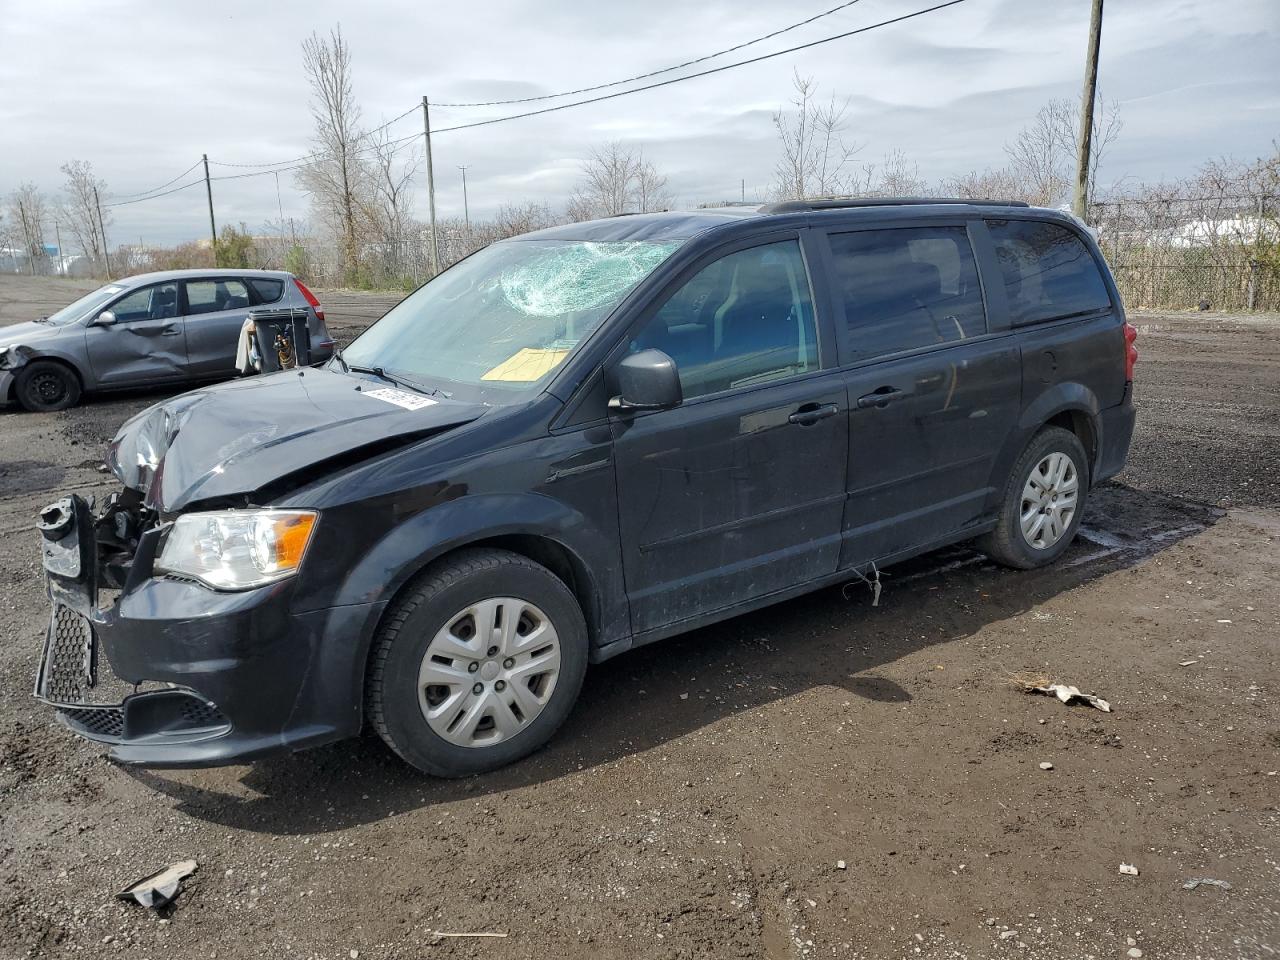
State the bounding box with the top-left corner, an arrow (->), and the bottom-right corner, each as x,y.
0,268 -> 335,411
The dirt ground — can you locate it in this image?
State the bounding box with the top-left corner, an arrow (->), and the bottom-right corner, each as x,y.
0,274 -> 1276,960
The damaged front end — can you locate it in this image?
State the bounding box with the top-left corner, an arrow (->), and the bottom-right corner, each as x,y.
34,490 -> 231,746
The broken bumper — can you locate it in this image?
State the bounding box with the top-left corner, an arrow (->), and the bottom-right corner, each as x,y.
35,496 -> 383,767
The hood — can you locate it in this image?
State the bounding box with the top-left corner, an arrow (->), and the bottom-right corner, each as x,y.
0,320 -> 68,350
108,367 -> 487,512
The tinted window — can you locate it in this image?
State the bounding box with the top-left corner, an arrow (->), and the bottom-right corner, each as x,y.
631,240 -> 818,399
987,219 -> 1110,325
110,282 -> 178,322
828,226 -> 986,359
249,277 -> 284,303
185,279 -> 251,316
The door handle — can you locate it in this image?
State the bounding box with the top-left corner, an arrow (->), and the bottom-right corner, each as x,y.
788,402 -> 839,426
856,386 -> 904,409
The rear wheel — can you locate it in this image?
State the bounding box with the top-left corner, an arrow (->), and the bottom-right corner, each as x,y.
977,426 -> 1089,569
365,548 -> 588,777
15,360 -> 81,412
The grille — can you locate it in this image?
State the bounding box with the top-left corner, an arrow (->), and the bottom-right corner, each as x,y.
41,605 -> 95,703
60,705 -> 125,739
180,700 -> 228,729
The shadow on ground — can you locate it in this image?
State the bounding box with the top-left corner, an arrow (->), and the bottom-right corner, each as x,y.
123,482 -> 1219,833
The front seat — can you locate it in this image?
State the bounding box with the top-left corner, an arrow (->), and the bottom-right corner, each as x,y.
712,263 -> 800,390
153,287 -> 178,319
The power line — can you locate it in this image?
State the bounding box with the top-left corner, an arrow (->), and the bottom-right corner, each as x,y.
207,132 -> 421,181
207,103 -> 420,170
200,0 -> 869,175
103,177 -> 206,207
93,0 -> 968,209
108,159 -> 204,201
432,0 -> 868,108
432,0 -> 971,135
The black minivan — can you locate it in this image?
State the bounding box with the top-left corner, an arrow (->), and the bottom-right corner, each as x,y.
35,199 -> 1137,776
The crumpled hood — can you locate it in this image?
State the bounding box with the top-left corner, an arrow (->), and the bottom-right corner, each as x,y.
108,368 -> 487,512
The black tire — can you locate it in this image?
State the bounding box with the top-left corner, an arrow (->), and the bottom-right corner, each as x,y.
365,548 -> 589,777
15,360 -> 82,412
976,426 -> 1090,570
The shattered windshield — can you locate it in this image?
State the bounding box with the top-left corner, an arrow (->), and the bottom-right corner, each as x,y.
43,283 -> 126,325
341,239 -> 682,402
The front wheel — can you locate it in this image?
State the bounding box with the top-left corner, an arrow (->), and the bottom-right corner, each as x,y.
365,548 -> 588,777
976,426 -> 1089,569
15,360 -> 82,412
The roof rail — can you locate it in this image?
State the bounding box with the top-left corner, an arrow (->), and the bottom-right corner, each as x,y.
759,196 -> 1031,214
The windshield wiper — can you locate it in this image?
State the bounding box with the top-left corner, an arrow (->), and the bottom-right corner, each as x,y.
347,363 -> 440,397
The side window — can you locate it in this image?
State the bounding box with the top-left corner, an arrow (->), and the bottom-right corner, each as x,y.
184,279 -> 252,317
248,278 -> 284,303
110,282 -> 179,322
987,219 -> 1111,325
630,240 -> 818,399
828,226 -> 986,360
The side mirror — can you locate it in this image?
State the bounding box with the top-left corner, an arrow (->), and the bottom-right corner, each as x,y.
95,310 -> 117,326
608,348 -> 682,414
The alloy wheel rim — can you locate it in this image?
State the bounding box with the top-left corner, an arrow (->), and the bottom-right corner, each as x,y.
1020,451 -> 1079,550
417,597 -> 561,748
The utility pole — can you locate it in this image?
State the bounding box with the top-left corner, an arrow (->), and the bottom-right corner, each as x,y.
93,185 -> 112,279
1072,0 -> 1104,222
203,153 -> 218,265
16,200 -> 35,276
422,96 -> 440,275
741,179 -> 745,203
273,170 -> 286,232
458,165 -> 470,229
53,220 -> 63,276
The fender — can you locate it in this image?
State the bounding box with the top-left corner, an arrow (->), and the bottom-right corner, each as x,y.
984,381 -> 1102,512
0,343 -> 90,381
295,487 -> 625,658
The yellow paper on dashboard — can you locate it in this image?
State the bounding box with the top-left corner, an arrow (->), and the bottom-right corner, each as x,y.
481,347 -> 570,382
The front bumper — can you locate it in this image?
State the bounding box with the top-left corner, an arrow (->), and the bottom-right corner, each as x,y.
35,495 -> 384,767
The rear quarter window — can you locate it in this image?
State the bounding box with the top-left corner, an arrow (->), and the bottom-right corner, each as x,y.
249,278 -> 284,303
987,219 -> 1111,325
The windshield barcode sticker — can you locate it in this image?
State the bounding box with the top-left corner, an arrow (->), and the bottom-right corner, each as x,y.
364,387 -> 437,410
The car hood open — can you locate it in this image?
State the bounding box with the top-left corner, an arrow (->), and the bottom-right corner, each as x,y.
107,368 -> 487,512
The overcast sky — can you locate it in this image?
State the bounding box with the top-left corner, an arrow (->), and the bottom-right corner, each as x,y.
1,0 -> 1277,246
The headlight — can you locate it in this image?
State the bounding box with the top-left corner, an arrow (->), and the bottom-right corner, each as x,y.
156,510 -> 317,590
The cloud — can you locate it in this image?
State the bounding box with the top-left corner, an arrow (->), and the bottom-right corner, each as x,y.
1,0 -> 1276,245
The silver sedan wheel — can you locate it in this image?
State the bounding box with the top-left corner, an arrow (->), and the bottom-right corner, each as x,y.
417,597 -> 562,749
1020,451 -> 1080,550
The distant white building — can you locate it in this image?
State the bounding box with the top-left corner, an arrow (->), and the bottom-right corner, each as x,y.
1168,214 -> 1278,248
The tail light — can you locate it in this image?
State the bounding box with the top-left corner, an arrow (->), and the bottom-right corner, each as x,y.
1123,322 -> 1138,381
293,279 -> 324,322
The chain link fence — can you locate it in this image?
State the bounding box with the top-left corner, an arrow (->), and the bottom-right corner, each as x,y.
1093,195 -> 1278,311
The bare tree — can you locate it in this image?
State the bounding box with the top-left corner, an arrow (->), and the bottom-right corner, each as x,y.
634,152 -> 673,213
6,183 -> 49,273
1004,96 -> 1121,207
864,149 -> 929,197
938,166 -> 1022,200
297,25 -> 367,284
577,142 -> 640,217
772,72 -> 863,200
569,142 -> 673,219
360,126 -> 420,240
59,159 -> 108,265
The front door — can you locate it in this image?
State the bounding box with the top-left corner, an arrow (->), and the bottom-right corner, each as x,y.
84,280 -> 187,385
611,236 -> 849,635
180,277 -> 255,377
822,222 -> 1022,565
